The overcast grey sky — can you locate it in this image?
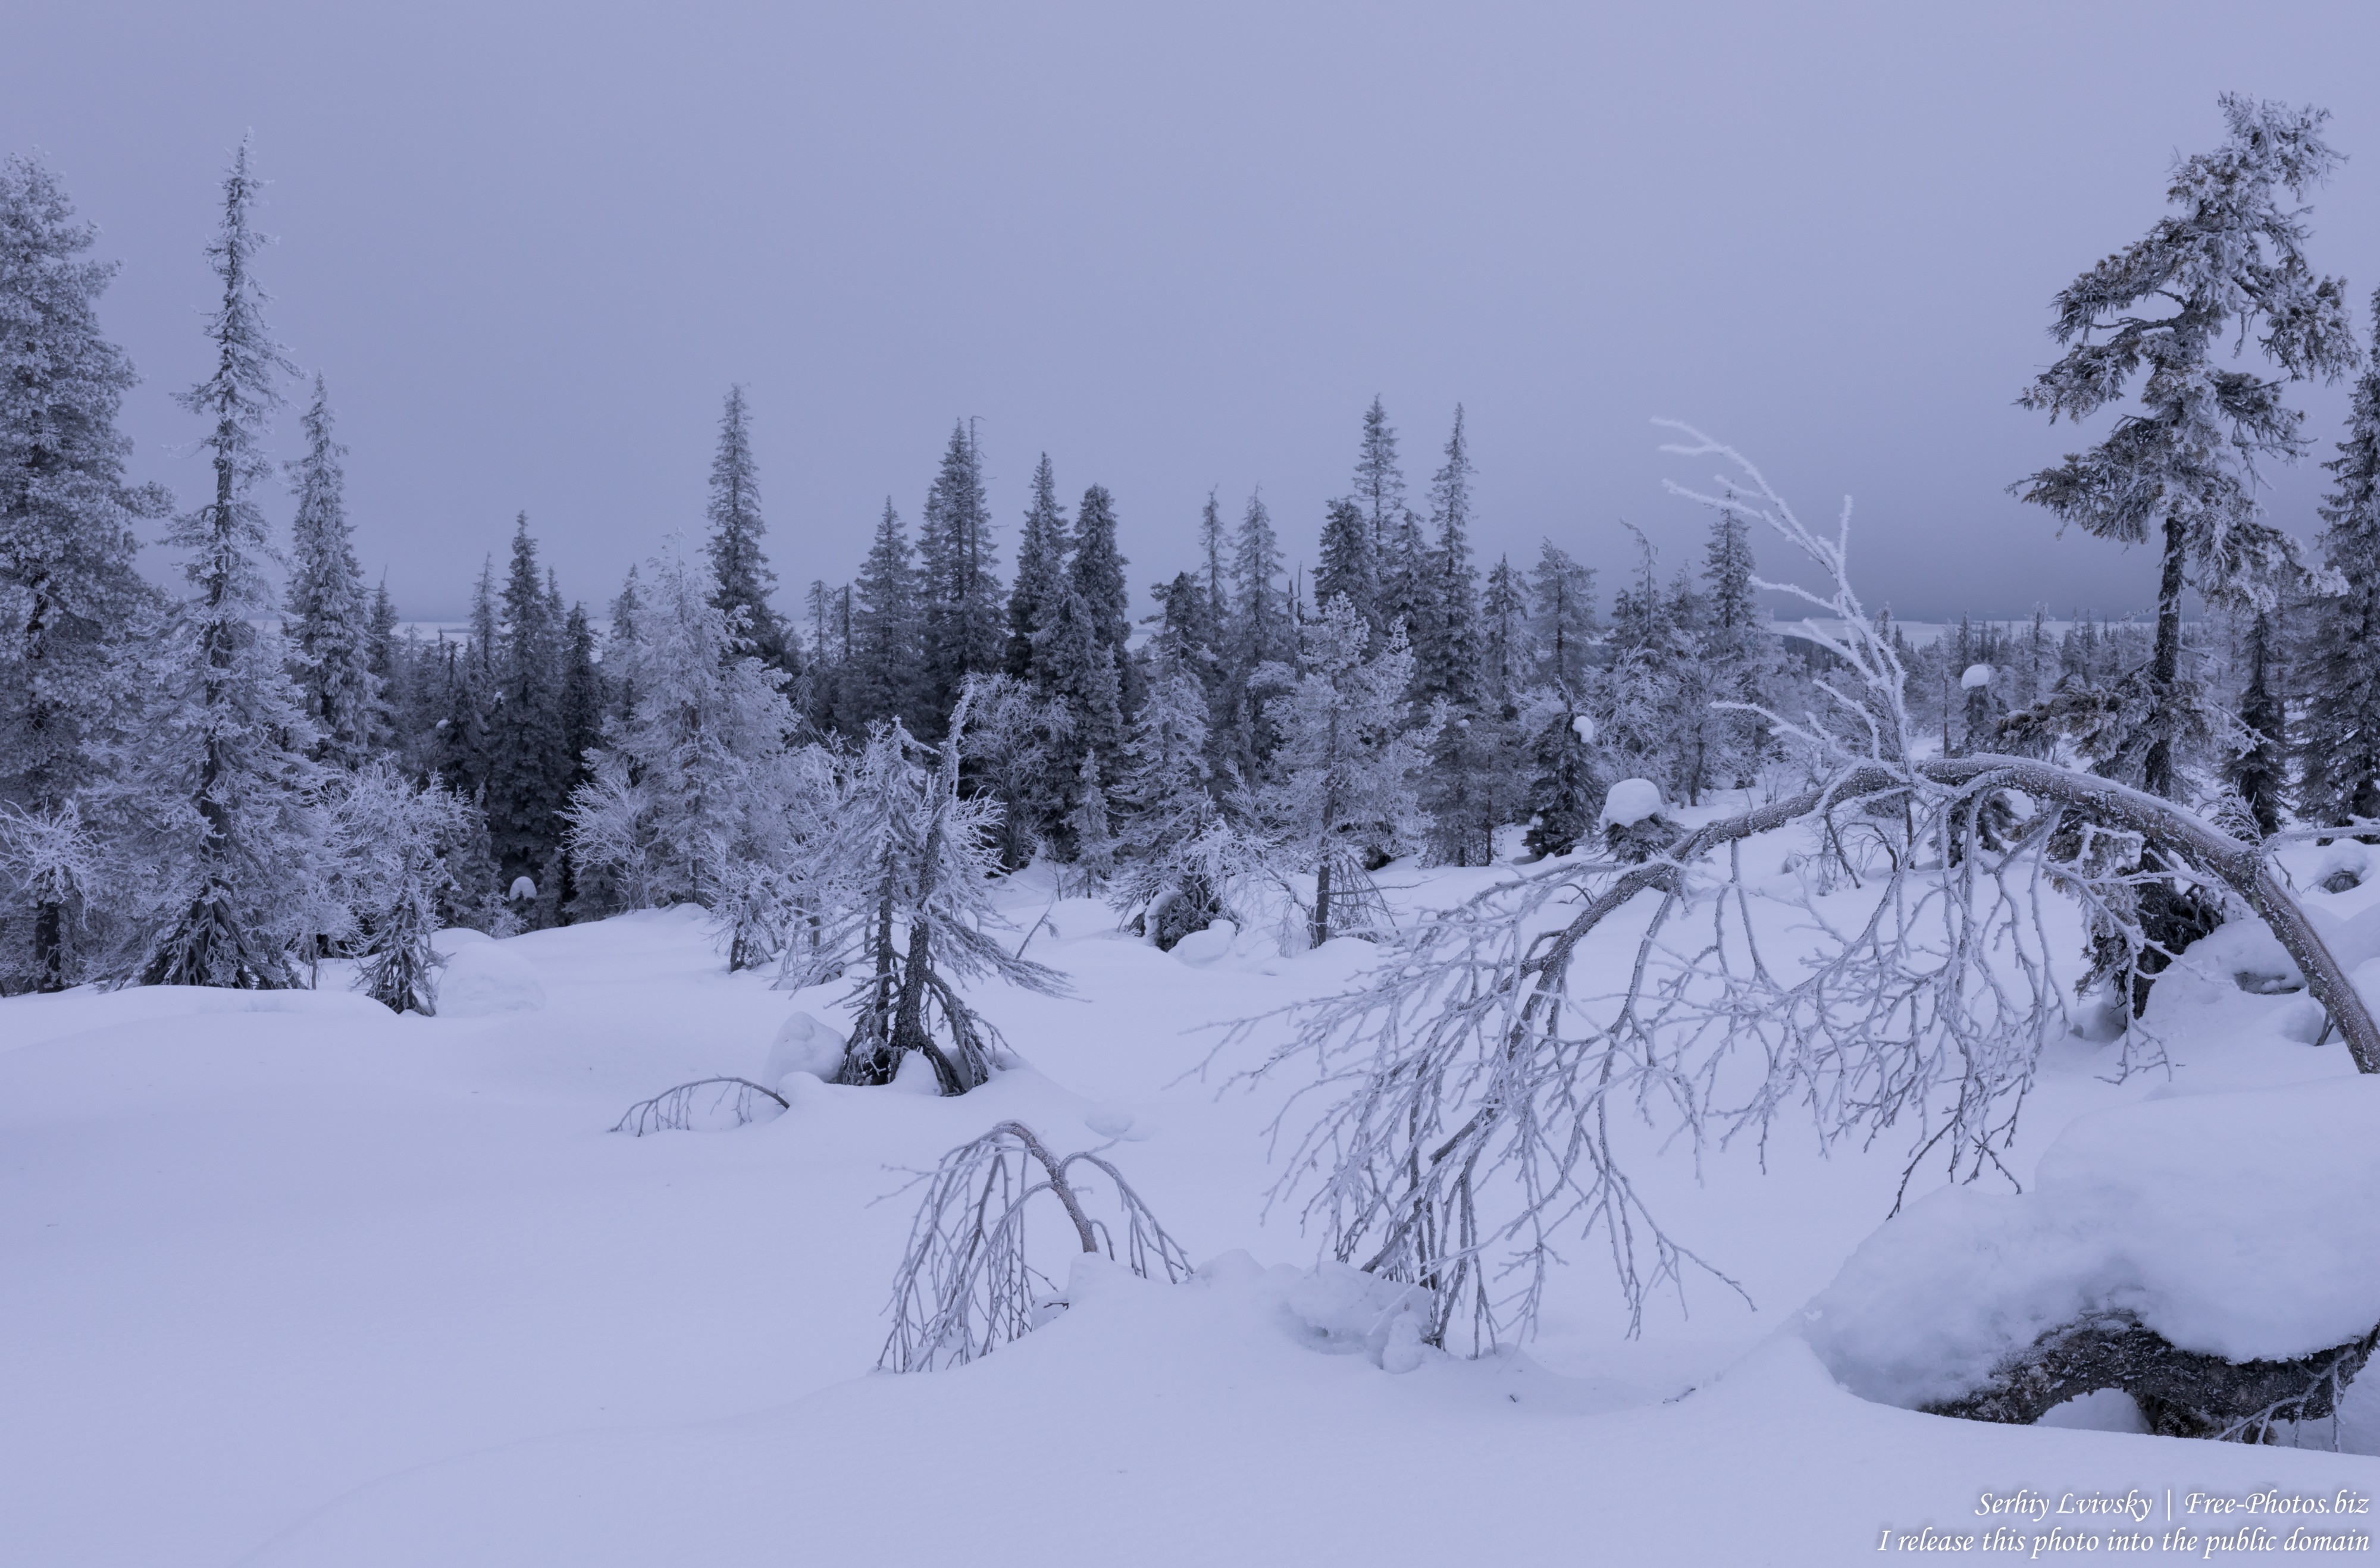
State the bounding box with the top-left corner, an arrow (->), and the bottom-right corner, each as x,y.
7,1 -> 2379,623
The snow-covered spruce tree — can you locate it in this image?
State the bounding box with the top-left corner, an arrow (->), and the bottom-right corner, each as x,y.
960,672 -> 1072,869
1314,498 -> 1377,635
1197,486 -> 1228,633
1519,541 -> 1606,859
1004,454 -> 1067,680
2013,94 -> 2357,801
1598,532 -> 1679,785
1410,404 -> 1479,715
0,155 -> 169,990
1698,507 -> 1772,788
1522,706 -> 1605,860
1066,751 -> 1115,892
1351,396 -> 1405,564
1257,593 -> 1431,947
2226,610 -> 2284,838
834,692 -> 1066,1095
844,498 -> 927,733
1526,540 -> 1597,703
333,761 -> 478,1014
2011,99 -> 2355,1012
917,421 -> 1002,733
283,374 -> 377,768
2298,287 -> 2380,830
1222,489 -> 1293,776
363,578 -> 402,756
1663,565 -> 1724,807
482,513 -> 569,896
124,142 -> 331,989
704,384 -> 797,680
563,537 -> 800,921
1111,654 -> 1244,948
1069,483 -> 1136,724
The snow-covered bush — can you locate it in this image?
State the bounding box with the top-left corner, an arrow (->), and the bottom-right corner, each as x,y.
331,763 -> 480,1015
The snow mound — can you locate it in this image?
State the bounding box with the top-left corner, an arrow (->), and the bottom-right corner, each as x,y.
508,876 -> 538,901
763,1012 -> 847,1085
1795,1077 -> 2380,1412
1959,663 -> 1994,689
2320,841 -> 2370,893
1170,920 -> 1237,964
1600,778 -> 1664,827
2152,916 -> 2303,1003
1282,1260 -> 1440,1373
435,941 -> 547,1017
431,926 -> 492,953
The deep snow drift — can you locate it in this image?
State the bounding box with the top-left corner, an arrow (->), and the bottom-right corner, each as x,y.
4,834 -> 2378,1567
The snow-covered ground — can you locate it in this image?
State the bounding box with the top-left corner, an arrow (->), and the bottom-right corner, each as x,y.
6,826 -> 2378,1566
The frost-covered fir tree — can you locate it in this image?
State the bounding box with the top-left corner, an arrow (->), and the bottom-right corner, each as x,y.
1111,656 -> 1238,948
832,697 -> 1064,1095
2228,610 -> 2284,836
2298,288 -> 2380,830
917,421 -> 1002,730
1410,405 -> 1479,712
1479,556 -> 1527,717
334,761 -> 478,1014
0,155 -> 168,990
2013,95 -> 2358,799
1198,486 -> 1228,632
1004,454 -> 1068,680
1598,532 -> 1679,784
1029,573 -> 1122,826
363,578 -> 402,755
126,142 -> 330,989
283,375 -> 378,767
1258,594 -> 1430,946
961,672 -> 1073,869
1066,750 -> 1114,891
1070,483 -> 1136,723
1315,498 -> 1377,634
1698,509 -> 1771,787
1519,541 -> 1604,860
1526,541 -> 1597,702
483,513 -> 569,893
845,498 -> 925,732
1223,489 -> 1293,774
1351,396 -> 1405,558
704,384 -> 797,678
565,538 -> 801,916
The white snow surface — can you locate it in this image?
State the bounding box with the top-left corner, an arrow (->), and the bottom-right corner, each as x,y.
433,935 -> 547,1016
762,1009 -> 847,1084
6,829 -> 2379,1567
1961,662 -> 1995,689
1797,1076 -> 2380,1409
1600,776 -> 1664,826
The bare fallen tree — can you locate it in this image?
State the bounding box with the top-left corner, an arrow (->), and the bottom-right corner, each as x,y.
612,1075 -> 788,1136
881,1119 -> 1192,1372
1237,429 -> 2379,1379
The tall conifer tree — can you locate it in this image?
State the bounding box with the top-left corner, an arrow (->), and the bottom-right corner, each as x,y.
284,375 -> 377,767
132,141 -> 328,987
704,385 -> 796,676
0,156 -> 167,989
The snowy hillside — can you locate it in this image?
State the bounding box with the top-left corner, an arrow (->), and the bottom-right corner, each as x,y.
7,839 -> 2376,1567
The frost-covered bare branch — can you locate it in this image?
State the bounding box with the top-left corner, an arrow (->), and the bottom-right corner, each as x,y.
880,1119 -> 1191,1372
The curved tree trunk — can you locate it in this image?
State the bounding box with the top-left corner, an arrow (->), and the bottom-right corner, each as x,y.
1923,755 -> 2380,1075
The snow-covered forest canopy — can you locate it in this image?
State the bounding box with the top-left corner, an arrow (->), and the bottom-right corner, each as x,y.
10,90 -> 2380,1568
